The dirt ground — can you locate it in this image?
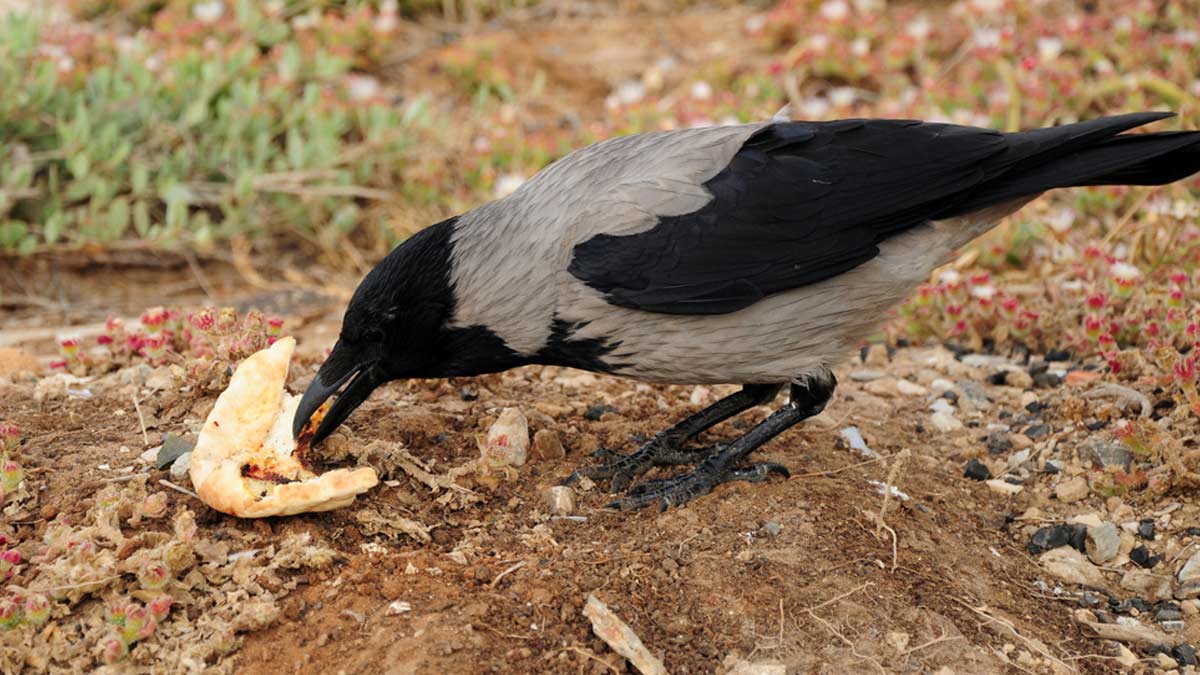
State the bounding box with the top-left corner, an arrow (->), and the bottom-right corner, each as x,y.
2,255 -> 1129,675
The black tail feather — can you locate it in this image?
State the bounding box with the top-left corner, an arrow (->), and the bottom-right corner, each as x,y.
942,114 -> 1200,218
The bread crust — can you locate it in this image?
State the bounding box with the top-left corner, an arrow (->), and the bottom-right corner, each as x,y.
189,337 -> 378,517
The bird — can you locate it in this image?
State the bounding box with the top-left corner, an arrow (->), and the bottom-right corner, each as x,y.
293,108 -> 1200,511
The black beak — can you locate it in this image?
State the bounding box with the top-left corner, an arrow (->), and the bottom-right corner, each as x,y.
293,342 -> 385,446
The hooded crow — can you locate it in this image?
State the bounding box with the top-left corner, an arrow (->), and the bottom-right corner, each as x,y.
295,109 -> 1200,511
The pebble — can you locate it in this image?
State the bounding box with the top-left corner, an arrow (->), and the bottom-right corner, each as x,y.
1120,570 -> 1173,601
930,378 -> 955,395
1174,644 -> 1199,666
985,479 -> 1022,496
532,429 -> 565,461
760,522 -> 783,537
1162,619 -> 1186,633
1080,439 -> 1133,472
1041,546 -> 1107,587
957,380 -> 992,407
1064,369 -> 1102,386
1131,546 -> 1161,569
1176,551 -> 1200,599
848,370 -> 887,382
930,398 -> 956,415
480,408 -> 530,469
541,486 -> 576,515
1028,524 -> 1087,554
985,430 -> 1013,455
1004,369 -> 1034,389
1056,476 -> 1090,503
896,380 -> 928,396
386,600 -> 412,615
929,411 -> 963,432
1085,523 -> 1121,564
864,379 -> 899,398
1022,423 -> 1050,440
1156,604 -> 1184,622
862,343 -> 890,367
1139,519 -> 1157,540
157,434 -> 196,470
169,451 -> 192,480
964,459 -> 991,481
583,404 -> 617,421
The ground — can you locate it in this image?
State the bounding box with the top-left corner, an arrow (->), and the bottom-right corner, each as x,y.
3,0 -> 1200,673
0,259 -> 1165,675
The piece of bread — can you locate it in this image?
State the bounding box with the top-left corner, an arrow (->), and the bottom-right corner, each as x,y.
190,336 -> 378,518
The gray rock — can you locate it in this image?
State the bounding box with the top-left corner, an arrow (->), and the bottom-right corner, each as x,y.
169,451 -> 192,481
848,370 -> 887,382
1177,551 -> 1200,599
1041,547 -> 1106,587
157,434 -> 196,470
1120,569 -> 1173,601
1080,439 -> 1134,471
956,380 -> 992,406
1085,523 -> 1121,564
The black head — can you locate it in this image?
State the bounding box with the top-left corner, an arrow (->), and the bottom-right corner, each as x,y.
293,216 -> 526,445
293,218 -> 456,444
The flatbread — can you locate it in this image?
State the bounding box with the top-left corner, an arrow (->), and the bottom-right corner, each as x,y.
190,336 -> 378,518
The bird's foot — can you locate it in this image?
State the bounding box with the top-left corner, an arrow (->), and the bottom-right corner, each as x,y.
606,460 -> 790,512
563,436 -> 720,492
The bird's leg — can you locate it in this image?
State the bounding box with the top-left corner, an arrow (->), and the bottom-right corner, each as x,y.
564,383 -> 783,492
610,369 -> 836,511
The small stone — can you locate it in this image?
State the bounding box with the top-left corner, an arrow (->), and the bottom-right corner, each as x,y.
1065,369 -> 1102,386
1029,524 -> 1088,554
583,405 -> 617,421
1023,423 -> 1050,440
863,343 -> 890,367
964,459 -> 991,481
985,479 -> 1022,496
541,486 -> 576,515
157,434 -> 196,470
1033,371 -> 1063,387
1085,523 -> 1121,564
896,380 -> 928,396
1080,439 -> 1133,472
957,380 -> 991,407
863,378 -> 899,398
1139,519 -> 1157,540
1176,551 -> 1200,599
1131,546 -> 1160,569
761,522 -> 782,537
1041,547 -> 1107,587
930,411 -> 963,432
985,430 -> 1013,455
1173,644 -> 1198,666
1056,476 -> 1090,503
1005,369 -> 1034,389
930,378 -> 955,395
387,600 -> 412,615
1161,620 -> 1186,633
1156,603 -> 1184,622
532,429 -> 565,461
930,398 -> 956,414
1113,643 -> 1139,667
1121,570 -> 1173,601
169,451 -> 191,480
849,370 -> 887,382
480,408 -> 530,470
139,446 -> 159,464
885,631 -> 910,652
1043,459 -> 1063,474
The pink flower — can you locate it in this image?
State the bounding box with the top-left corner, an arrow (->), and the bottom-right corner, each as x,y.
0,599 -> 21,629
1086,292 -> 1106,309
48,359 -> 67,370
143,334 -> 169,363
1169,287 -> 1185,308
0,423 -> 18,452
148,595 -> 172,622
96,334 -> 113,345
1170,271 -> 1189,286
22,594 -> 49,626
57,336 -> 80,359
1000,297 -> 1020,317
1176,357 -> 1197,385
138,560 -> 170,590
99,635 -> 128,663
1107,262 -> 1142,298
1083,315 -> 1103,339
140,307 -> 167,334
189,308 -> 216,332
267,317 -> 284,338
0,462 -> 21,493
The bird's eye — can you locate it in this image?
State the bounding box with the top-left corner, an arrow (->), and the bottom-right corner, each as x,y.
364,328 -> 385,343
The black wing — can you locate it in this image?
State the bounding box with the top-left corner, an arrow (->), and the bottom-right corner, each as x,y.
568,113 -> 1182,314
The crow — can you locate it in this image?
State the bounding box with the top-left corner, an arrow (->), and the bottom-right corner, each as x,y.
294,109 -> 1200,511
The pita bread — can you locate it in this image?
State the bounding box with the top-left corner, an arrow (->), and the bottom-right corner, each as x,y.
190,336 -> 378,518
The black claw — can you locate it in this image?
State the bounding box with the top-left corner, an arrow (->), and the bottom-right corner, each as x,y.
607,460 -> 792,512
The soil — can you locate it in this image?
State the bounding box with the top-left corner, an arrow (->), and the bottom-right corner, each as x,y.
3,260 -> 1108,674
